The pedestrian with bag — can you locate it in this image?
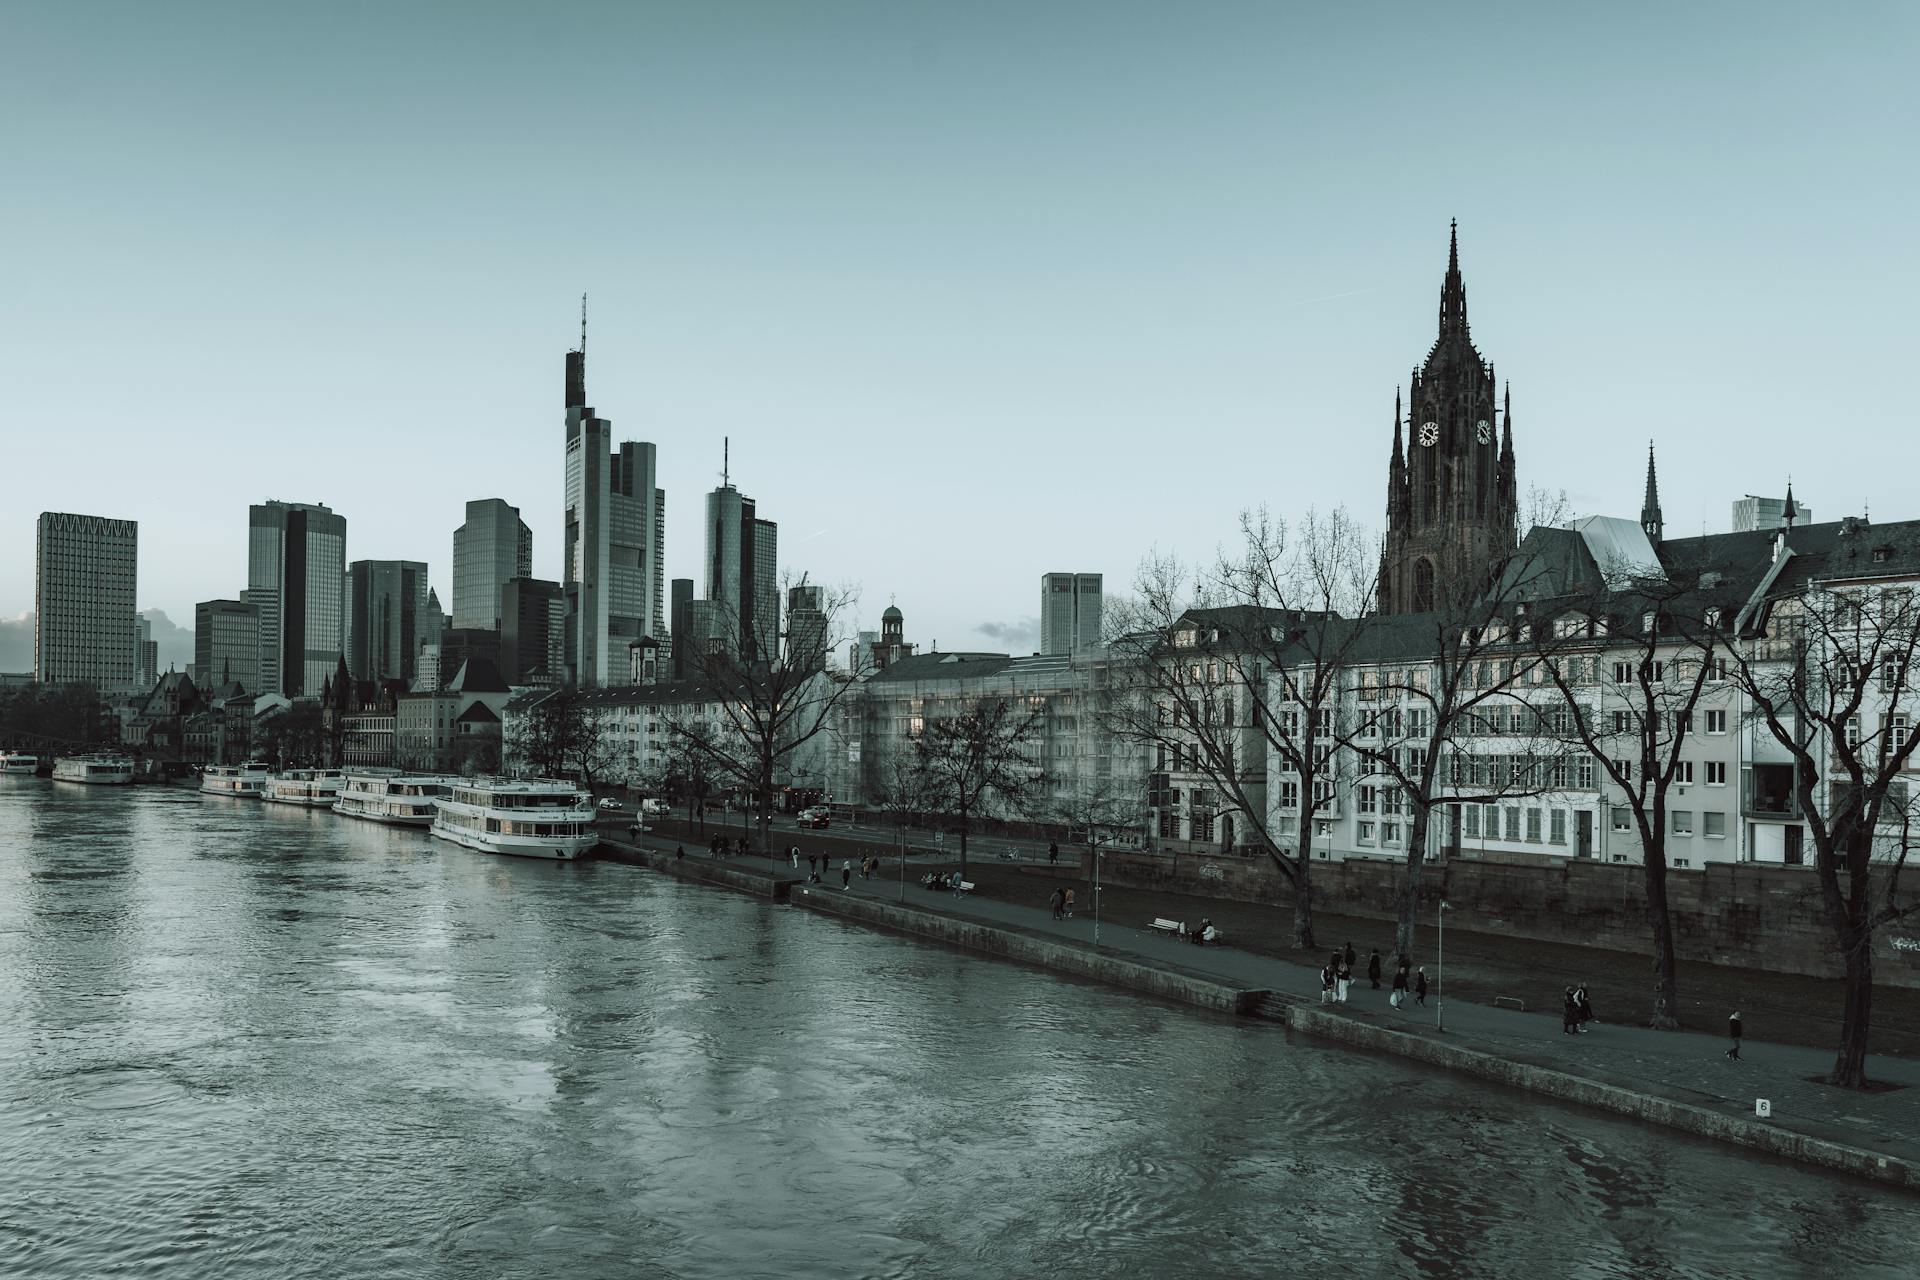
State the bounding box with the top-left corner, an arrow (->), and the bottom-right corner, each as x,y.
1727,1011 -> 1743,1060
841,859 -> 852,891
1063,887 -> 1075,916
1390,959 -> 1409,1008
1336,955 -> 1353,1003
1574,984 -> 1595,1033
1320,959 -> 1336,1005
1562,988 -> 1580,1035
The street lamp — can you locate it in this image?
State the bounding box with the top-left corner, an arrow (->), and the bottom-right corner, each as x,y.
1437,900 -> 1452,1032
1091,830 -> 1105,947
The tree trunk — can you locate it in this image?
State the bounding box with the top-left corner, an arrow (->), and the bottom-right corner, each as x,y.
1395,807 -> 1431,960
1643,852 -> 1682,1030
957,811 -> 970,882
1830,928 -> 1874,1088
1291,860 -> 1316,952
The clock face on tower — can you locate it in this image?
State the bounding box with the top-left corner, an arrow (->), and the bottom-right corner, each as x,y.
1418,422 -> 1439,447
1475,419 -> 1491,445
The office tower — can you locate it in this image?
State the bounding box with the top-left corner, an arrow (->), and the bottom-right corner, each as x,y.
562,321 -> 666,687
705,474 -> 778,660
787,583 -> 827,668
34,512 -> 138,688
500,577 -> 565,684
439,627 -> 502,683
248,500 -> 346,697
195,598 -> 261,691
669,577 -> 694,677
135,615 -> 158,690
1040,572 -> 1103,655
346,559 -> 430,684
452,499 -> 532,630
1732,493 -> 1814,533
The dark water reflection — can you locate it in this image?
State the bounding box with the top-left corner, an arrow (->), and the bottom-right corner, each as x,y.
2,781 -> 1916,1279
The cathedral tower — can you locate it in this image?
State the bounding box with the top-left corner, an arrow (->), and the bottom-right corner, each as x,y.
1379,223 -> 1518,614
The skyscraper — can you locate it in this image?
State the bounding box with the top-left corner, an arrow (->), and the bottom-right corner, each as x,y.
248,500 -> 347,698
452,499 -> 531,630
134,614 -> 158,691
705,476 -> 778,660
195,598 -> 260,691
562,317 -> 665,687
500,576 -> 565,685
346,559 -> 430,684
669,577 -> 694,677
34,512 -> 138,688
787,583 -> 827,669
1039,573 -> 1103,655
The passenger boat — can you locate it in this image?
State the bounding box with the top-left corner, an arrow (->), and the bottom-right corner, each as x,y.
52,754 -> 135,785
201,761 -> 273,799
332,771 -> 451,828
1,751 -> 41,775
430,777 -> 597,861
262,768 -> 345,807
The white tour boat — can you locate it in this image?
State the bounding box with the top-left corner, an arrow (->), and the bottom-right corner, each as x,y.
333,771 -> 452,828
52,754 -> 135,785
1,751 -> 41,775
263,768 -> 345,807
431,777 -> 597,861
201,761 -> 274,799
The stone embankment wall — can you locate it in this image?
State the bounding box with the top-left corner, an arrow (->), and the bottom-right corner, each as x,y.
1089,850 -> 1920,989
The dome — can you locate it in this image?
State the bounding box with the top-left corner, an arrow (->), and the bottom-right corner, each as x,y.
882,605 -> 903,620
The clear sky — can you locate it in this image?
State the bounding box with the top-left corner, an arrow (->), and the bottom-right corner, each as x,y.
3,1 -> 1915,662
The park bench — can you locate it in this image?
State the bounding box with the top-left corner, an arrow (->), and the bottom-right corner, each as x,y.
1493,996 -> 1525,1012
1148,917 -> 1186,937
954,880 -> 976,894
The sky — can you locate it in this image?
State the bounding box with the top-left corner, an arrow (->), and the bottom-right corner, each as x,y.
3,1 -> 1916,664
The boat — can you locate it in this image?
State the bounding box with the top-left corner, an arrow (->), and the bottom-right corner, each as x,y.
262,768 -> 345,807
201,761 -> 274,799
1,751 -> 40,775
332,770 -> 452,828
430,777 -> 597,861
51,754 -> 135,785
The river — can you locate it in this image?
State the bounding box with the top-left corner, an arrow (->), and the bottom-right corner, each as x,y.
1,780 -> 1915,1278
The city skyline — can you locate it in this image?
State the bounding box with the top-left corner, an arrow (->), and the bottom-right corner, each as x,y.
4,3 -> 1916,659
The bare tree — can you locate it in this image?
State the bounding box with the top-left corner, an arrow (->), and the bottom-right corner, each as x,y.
1725,546 -> 1920,1087
507,688 -> 619,789
670,575 -> 861,854
868,754 -> 941,900
1106,506 -> 1375,950
913,695 -> 1050,882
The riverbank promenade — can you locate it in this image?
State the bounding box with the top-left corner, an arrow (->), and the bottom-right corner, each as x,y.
601,829 -> 1920,1190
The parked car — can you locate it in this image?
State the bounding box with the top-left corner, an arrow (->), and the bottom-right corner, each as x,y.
640,798 -> 670,816
797,807 -> 830,829
597,797 -> 624,811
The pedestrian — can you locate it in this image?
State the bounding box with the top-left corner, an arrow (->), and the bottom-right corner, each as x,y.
1343,941 -> 1356,973
1414,967 -> 1428,1006
841,859 -> 852,891
1367,948 -> 1382,990
807,853 -> 817,879
1063,888 -> 1075,917
789,846 -> 798,870
1050,887 -> 1065,920
1727,1011 -> 1743,1061
676,845 -> 685,861
1048,841 -> 1059,865
1336,956 -> 1353,1003
1320,958 -> 1336,1004
1574,984 -> 1595,1033
1562,988 -> 1579,1036
1390,959 -> 1409,1008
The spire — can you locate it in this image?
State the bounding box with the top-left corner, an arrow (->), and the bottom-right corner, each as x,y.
564,294 -> 586,409
1641,441 -> 1665,543
1497,383 -> 1517,525
1783,480 -> 1798,528
1388,389 -> 1406,528
1438,218 -> 1469,339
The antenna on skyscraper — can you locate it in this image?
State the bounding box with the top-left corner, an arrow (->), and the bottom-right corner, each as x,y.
580,293 -> 587,355
722,436 -> 730,489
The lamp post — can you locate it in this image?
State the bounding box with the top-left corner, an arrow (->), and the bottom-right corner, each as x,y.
1091,831 -> 1104,948
1437,900 -> 1452,1032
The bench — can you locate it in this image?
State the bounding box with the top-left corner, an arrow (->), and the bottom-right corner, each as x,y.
1493,996 -> 1526,1012
953,880 -> 976,895
1148,917 -> 1186,937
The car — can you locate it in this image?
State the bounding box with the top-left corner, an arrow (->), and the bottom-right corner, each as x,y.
640,799 -> 669,816
797,808 -> 830,829
597,797 -> 624,811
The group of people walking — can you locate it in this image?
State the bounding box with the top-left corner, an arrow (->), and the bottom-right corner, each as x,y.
1048,886 -> 1078,919
1321,943 -> 1428,1008
1561,985 -> 1597,1034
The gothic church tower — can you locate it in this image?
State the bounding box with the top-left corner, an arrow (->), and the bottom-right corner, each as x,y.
1380,223 -> 1518,614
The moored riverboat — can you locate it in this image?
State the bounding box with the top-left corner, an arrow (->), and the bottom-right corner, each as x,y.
332,770 -> 452,828
262,768 -> 345,807
1,751 -> 41,775
200,761 -> 273,799
430,777 -> 596,861
51,754 -> 136,785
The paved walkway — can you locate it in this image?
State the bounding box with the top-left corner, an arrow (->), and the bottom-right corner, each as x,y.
610,832 -> 1920,1168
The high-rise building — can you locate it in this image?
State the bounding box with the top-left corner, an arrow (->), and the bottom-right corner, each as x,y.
452,499 -> 532,631
669,577 -> 694,677
1732,492 -> 1814,533
787,583 -> 827,668
1379,222 -> 1519,615
248,500 -> 347,698
195,598 -> 260,691
134,614 -> 158,691
1040,573 -> 1103,655
34,512 -> 138,688
705,478 -> 778,660
500,577 -> 566,685
346,559 -> 430,685
562,326 -> 665,687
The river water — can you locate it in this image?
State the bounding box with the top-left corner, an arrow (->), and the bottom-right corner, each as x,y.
2,781 -> 1915,1279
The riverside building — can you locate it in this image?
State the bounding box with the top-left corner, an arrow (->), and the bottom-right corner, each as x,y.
34,511 -> 138,689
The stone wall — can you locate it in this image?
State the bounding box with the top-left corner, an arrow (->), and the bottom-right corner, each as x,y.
1086,849 -> 1920,989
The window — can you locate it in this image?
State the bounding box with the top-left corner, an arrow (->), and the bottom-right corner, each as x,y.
1464,805 -> 1480,837
1482,803 -> 1498,835
1503,807 -> 1521,841
1612,710 -> 1633,736
1704,607 -> 1722,629
1611,757 -> 1633,781
1576,758 -> 1595,789
1312,778 -> 1336,805
1526,808 -> 1543,842
1408,707 -> 1429,736
1671,809 -> 1693,835
1674,761 -> 1694,784
1846,716 -> 1862,749
1705,709 -> 1728,735
1611,805 -> 1632,832
1550,809 -> 1567,844
1892,714 -> 1912,752
1613,661 -> 1634,686
1358,785 -> 1378,815
1706,761 -> 1727,786
1358,820 -> 1376,843
1703,811 -> 1726,838
1673,712 -> 1693,737
1382,822 -> 1401,843
1278,780 -> 1300,812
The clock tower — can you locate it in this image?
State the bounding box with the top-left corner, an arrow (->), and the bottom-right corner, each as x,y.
1379,222 -> 1518,614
